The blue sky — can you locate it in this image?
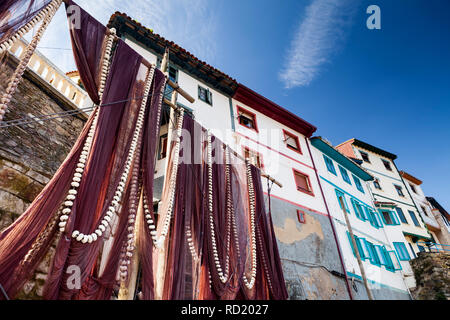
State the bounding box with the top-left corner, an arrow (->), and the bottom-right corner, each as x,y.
37,0 -> 450,209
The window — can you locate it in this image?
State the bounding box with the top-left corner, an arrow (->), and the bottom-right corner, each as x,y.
382,159 -> 392,171
352,175 -> 364,193
293,169 -> 314,196
351,199 -> 366,221
297,210 -> 306,224
366,242 -> 381,266
381,210 -> 400,225
420,205 -> 428,217
375,245 -> 397,272
243,147 -> 263,169
360,150 -> 370,163
409,243 -> 417,258
408,210 -> 421,227
410,183 -> 417,194
283,130 -> 302,154
335,190 -> 349,213
367,208 -> 383,228
338,166 -> 351,185
198,85 -> 213,105
323,155 -> 336,175
237,106 -> 258,131
158,134 -> 168,160
393,242 -> 411,261
395,207 -> 408,224
346,232 -> 369,260
394,185 -> 405,197
373,178 -> 382,190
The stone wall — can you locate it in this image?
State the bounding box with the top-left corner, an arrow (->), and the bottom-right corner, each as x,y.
0,54 -> 86,299
410,252 -> 450,300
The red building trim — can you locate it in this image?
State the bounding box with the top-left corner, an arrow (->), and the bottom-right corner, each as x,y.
236,132 -> 315,170
233,84 -> 317,138
283,129 -> 303,155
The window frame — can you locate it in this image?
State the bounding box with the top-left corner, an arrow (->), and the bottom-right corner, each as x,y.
393,242 -> 411,261
382,159 -> 393,171
297,210 -> 306,224
394,184 -> 405,197
380,209 -> 400,226
335,189 -> 350,213
236,105 -> 258,132
198,85 -> 213,105
351,199 -> 367,221
359,150 -> 371,163
373,178 -> 382,190
282,129 -> 302,154
338,166 -> 352,185
158,133 -> 168,160
242,146 -> 264,169
292,169 -> 314,196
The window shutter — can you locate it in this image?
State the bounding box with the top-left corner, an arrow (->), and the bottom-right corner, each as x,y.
347,232 -> 356,257
295,173 -> 308,191
207,89 -> 213,104
391,211 -> 400,225
388,251 -> 402,270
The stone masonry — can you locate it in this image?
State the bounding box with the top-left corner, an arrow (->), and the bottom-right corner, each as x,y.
0,53 -> 87,299
410,252 -> 450,300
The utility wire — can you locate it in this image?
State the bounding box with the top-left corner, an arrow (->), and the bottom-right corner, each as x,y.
0,93 -> 154,129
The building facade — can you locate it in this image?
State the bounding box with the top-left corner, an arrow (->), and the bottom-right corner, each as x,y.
335,139 -> 432,289
400,171 -> 450,249
109,12 -> 354,300
310,137 -> 411,299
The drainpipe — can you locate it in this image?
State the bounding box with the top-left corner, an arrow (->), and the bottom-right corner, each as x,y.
305,139 -> 354,300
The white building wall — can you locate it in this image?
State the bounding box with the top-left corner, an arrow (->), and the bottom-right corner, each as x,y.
230,99 -> 326,214
350,146 -> 430,243
310,145 -> 410,293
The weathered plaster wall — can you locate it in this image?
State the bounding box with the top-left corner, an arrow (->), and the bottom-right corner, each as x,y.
268,195 -> 350,300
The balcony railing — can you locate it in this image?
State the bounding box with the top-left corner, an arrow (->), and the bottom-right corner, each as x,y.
416,241 -> 450,253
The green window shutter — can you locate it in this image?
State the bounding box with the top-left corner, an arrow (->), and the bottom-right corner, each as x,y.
388,250 -> 403,270
359,238 -> 370,260
347,231 -> 357,256
336,190 -> 349,213
375,211 -> 384,228
382,246 -> 395,272
391,211 -> 401,225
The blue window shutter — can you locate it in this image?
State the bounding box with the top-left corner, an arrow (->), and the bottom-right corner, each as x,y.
347,231 -> 356,256
388,250 -> 402,271
351,199 -> 360,219
393,242 -> 411,261
391,211 -> 401,225
395,207 -> 408,224
375,211 -> 384,228
382,246 -> 395,272
336,190 -> 349,213
323,155 -> 336,175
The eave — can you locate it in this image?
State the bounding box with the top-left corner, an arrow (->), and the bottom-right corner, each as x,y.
310,136 -> 373,181
108,12 -> 238,96
233,85 -> 317,138
337,138 -> 398,160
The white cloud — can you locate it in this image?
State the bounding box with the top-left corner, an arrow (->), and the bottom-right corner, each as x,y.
279,0 -> 359,89
34,0 -> 218,72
